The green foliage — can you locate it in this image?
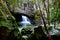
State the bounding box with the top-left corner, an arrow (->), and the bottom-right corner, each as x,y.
50,7 -> 58,22
0,0 -> 60,40
8,0 -> 17,6
8,0 -> 24,7
49,0 -> 60,22
34,10 -> 41,19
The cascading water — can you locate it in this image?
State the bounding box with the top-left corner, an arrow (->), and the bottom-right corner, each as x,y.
18,15 -> 34,35
20,15 -> 32,27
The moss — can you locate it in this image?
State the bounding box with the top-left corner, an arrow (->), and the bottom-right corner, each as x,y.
34,10 -> 41,20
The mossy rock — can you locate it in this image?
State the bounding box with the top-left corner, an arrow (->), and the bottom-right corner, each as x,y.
28,26 -> 47,40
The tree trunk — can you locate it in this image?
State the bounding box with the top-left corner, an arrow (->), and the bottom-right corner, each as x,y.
36,0 -> 52,40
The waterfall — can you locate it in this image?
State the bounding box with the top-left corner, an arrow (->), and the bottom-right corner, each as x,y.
18,15 -> 32,27
18,14 -> 34,34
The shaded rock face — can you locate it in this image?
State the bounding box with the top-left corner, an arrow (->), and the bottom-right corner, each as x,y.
28,26 -> 48,40
35,18 -> 43,26
34,26 -> 46,37
11,12 -> 35,25
35,17 -> 47,26
14,6 -> 34,18
6,1 -> 35,19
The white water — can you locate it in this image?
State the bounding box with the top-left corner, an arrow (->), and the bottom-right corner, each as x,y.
20,15 -> 31,27
18,15 -> 32,33
49,26 -> 59,35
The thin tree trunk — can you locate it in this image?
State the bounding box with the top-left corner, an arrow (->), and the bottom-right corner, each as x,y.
47,0 -> 50,26
44,0 -> 52,40
44,0 -> 50,26
36,0 -> 52,40
36,0 -> 48,35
